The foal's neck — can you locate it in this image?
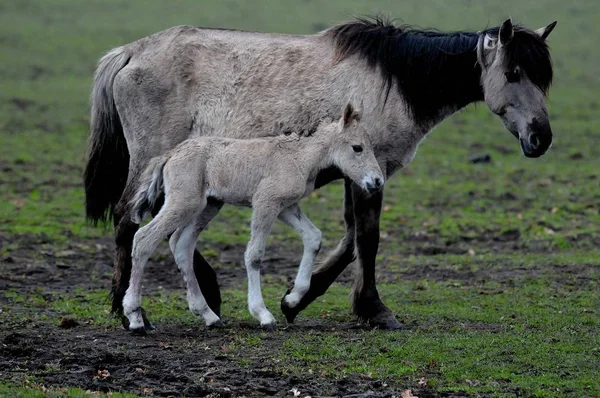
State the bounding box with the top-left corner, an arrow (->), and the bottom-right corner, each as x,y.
292,133 -> 337,178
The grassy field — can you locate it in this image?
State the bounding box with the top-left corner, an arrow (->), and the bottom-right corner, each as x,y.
1,0 -> 599,397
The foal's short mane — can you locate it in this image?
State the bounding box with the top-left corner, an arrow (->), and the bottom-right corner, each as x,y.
328,17 -> 553,123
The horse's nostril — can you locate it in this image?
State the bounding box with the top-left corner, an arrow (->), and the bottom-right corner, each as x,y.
530,134 -> 541,148
375,178 -> 382,187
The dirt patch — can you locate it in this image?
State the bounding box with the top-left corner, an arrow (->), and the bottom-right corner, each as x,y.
1,230 -> 595,299
0,232 -> 330,294
1,231 -> 595,397
0,323 -> 460,397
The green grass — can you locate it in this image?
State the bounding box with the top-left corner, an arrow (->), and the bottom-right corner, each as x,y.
1,0 -> 599,396
0,384 -> 139,398
2,253 -> 598,396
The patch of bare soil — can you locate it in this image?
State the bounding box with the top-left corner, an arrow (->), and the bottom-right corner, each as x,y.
1,229 -> 592,397
0,321 -> 469,397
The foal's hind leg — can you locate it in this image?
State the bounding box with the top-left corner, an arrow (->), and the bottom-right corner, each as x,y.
113,172 -> 156,331
110,65 -> 221,328
169,208 -> 222,328
122,201 -> 191,333
277,204 -> 322,319
245,203 -> 280,329
155,195 -> 224,319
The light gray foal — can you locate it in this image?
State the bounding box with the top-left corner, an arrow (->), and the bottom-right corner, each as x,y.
122,104 -> 384,332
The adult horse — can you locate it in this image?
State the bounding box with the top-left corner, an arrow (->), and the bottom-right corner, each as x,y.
84,17 -> 557,331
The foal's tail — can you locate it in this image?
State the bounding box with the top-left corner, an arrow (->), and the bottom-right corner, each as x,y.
83,46 -> 132,226
130,156 -> 168,224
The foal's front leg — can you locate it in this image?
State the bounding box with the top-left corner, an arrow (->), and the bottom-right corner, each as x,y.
245,203 -> 279,329
278,204 -> 322,316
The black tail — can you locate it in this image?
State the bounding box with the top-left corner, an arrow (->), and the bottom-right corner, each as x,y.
83,47 -> 131,226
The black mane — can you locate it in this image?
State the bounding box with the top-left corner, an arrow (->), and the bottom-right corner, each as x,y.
328,17 -> 553,124
492,26 -> 553,95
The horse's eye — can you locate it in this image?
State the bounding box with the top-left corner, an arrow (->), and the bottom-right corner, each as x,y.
352,145 -> 363,153
505,68 -> 521,83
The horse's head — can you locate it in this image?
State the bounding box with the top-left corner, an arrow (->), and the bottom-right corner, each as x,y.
329,103 -> 384,194
478,19 -> 556,158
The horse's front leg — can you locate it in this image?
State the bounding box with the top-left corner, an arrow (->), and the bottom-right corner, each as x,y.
280,179 -> 356,323
350,184 -> 401,329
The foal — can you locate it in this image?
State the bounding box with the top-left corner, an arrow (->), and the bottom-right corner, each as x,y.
122,104 -> 384,332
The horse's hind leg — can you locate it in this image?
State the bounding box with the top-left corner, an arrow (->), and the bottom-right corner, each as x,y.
169,202 -> 222,328
277,204 -> 322,320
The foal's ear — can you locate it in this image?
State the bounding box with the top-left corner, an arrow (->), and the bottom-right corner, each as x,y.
342,103 -> 360,127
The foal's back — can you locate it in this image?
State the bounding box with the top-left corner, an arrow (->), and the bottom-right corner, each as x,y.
165,136 -> 306,207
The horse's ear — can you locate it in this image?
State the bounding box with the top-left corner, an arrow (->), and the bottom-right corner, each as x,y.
535,21 -> 557,40
499,18 -> 514,46
342,102 -> 360,127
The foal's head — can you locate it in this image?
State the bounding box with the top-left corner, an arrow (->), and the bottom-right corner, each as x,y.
478,19 -> 557,158
324,103 -> 384,194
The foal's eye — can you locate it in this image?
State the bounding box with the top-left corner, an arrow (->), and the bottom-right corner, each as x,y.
505,68 -> 521,83
352,145 -> 363,153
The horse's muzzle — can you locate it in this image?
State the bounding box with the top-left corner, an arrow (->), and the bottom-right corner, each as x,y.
365,176 -> 384,193
521,119 -> 553,158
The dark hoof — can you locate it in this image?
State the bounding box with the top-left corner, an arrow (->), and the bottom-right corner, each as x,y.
283,323 -> 298,331
208,320 -> 225,329
121,314 -> 130,331
280,289 -> 300,324
141,308 -> 156,331
261,322 -> 277,331
130,326 -> 147,336
366,315 -> 403,330
120,308 -> 155,332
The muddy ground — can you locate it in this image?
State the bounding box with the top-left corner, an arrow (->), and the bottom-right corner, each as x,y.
2,230 -> 594,397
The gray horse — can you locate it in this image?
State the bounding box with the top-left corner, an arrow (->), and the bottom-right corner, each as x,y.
124,104 -> 383,332
84,17 -> 557,331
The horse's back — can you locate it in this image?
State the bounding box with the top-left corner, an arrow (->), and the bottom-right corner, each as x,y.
115,25 -> 333,142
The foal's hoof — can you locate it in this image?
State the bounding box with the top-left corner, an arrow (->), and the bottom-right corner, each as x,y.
280,290 -> 300,324
261,322 -> 277,331
140,308 -> 156,331
121,314 -> 130,331
129,326 -> 148,336
121,308 -> 155,332
207,320 -> 225,330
